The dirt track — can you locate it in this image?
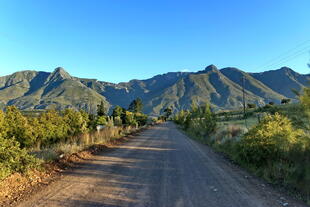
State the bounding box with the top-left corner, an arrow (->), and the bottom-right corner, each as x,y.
17,122 -> 308,207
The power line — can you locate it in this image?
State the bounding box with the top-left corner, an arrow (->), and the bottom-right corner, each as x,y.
261,46 -> 310,69
256,39 -> 310,70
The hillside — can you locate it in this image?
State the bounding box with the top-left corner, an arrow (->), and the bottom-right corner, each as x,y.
250,67 -> 309,98
0,68 -> 109,113
143,65 -> 263,115
0,65 -> 309,115
220,67 -> 285,103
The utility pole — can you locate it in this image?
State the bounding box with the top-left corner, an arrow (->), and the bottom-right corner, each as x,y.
242,75 -> 246,119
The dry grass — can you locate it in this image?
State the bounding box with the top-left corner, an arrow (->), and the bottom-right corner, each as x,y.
33,126 -> 138,161
212,124 -> 248,145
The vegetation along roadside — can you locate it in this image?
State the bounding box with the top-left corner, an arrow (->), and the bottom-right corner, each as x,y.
174,87 -> 310,204
0,98 -> 162,206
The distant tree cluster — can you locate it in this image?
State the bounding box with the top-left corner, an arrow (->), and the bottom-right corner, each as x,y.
128,98 -> 143,113
281,98 -> 291,104
174,102 -> 216,138
110,98 -> 148,127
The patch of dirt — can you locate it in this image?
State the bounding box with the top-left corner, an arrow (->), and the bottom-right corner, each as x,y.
0,127 -> 147,207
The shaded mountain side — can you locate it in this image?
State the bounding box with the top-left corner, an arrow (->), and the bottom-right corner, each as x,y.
79,71 -> 189,109
220,67 -> 285,103
0,65 -> 309,115
250,67 -> 310,98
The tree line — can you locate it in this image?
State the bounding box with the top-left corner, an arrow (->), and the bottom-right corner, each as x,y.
0,97 -> 149,180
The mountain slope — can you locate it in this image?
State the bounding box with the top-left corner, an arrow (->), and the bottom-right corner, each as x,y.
143,65 -> 264,115
79,71 -> 189,109
220,67 -> 285,103
250,67 -> 309,98
0,68 -> 109,112
0,65 -> 309,114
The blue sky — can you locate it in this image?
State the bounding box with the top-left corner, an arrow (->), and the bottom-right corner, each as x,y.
0,0 -> 309,83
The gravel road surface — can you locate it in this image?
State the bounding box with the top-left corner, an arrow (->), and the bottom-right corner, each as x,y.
17,122 -> 308,207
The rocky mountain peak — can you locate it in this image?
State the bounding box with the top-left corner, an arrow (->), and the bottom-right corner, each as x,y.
195,64 -> 218,74
53,67 -> 71,77
46,67 -> 73,83
204,64 -> 218,72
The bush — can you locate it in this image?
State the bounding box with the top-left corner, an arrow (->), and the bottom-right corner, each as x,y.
124,111 -> 138,126
0,136 -> 39,180
105,116 -> 114,127
281,98 -> 291,104
235,113 -> 304,168
134,112 -> 148,126
247,103 -> 256,108
176,99 -> 310,200
0,105 -> 149,180
63,109 -> 89,136
4,106 -> 35,148
174,110 -> 189,125
0,110 -> 6,137
37,109 -> 68,146
174,103 -> 216,140
300,87 -> 310,128
96,116 -> 107,126
113,116 -> 123,126
112,106 -> 124,118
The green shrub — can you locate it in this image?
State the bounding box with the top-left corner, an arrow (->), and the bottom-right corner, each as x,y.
235,113 -> 304,168
177,100 -> 310,201
174,110 -> 189,125
281,98 -> 291,104
0,136 -> 39,180
37,109 -> 68,146
300,87 -> 310,130
112,105 -> 124,118
63,109 -> 89,136
134,112 -> 148,126
0,105 -> 149,180
0,110 -> 6,137
113,116 -> 123,126
105,116 -> 114,127
124,111 -> 138,126
96,116 -> 107,126
4,106 -> 35,148
174,103 -> 216,140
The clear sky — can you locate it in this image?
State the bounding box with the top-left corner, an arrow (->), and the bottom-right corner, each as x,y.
0,0 -> 309,83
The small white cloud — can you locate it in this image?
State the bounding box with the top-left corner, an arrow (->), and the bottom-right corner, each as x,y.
180,69 -> 190,72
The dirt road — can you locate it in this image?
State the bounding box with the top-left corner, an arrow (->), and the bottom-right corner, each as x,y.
17,122 -> 307,207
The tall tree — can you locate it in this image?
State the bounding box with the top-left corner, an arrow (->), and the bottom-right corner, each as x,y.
128,98 -> 143,113
112,105 -> 124,118
97,101 -> 106,116
164,107 -> 173,119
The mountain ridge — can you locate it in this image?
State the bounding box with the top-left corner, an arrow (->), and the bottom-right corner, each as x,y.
0,65 -> 309,115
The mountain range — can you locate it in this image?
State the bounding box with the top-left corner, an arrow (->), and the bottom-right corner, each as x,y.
0,65 -> 309,115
